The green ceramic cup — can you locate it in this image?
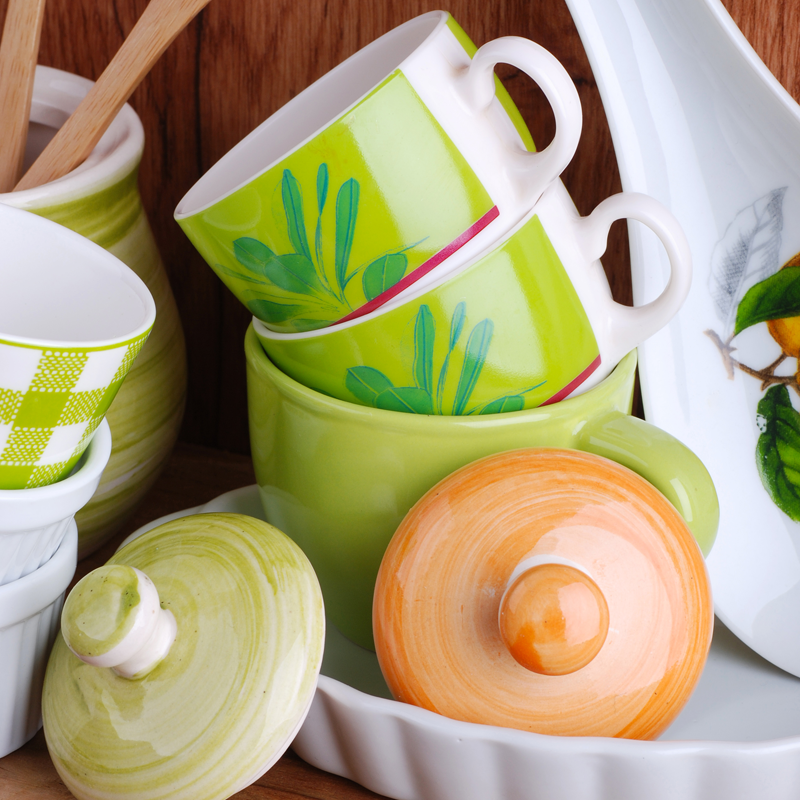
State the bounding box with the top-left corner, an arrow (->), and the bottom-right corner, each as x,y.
255,181 -> 692,414
175,11 -> 582,333
245,324 -> 718,651
1,66 -> 187,554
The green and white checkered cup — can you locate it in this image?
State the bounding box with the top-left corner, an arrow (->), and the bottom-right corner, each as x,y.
0,204 -> 155,490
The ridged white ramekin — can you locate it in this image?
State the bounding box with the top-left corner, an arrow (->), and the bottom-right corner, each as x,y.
0,420 -> 110,586
0,520 -> 77,757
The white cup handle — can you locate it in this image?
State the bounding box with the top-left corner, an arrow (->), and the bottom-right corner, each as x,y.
457,36 -> 582,207
575,193 -> 692,365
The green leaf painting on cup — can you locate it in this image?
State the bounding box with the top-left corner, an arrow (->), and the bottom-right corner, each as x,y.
344,302 -> 545,416
219,165 -> 425,331
706,187 -> 800,520
178,71 -> 499,334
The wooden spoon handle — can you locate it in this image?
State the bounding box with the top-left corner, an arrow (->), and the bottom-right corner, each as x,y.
15,0 -> 212,192
0,0 -> 47,192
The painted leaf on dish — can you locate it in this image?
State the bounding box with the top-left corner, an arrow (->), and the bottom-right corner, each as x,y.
756,385 -> 800,522
316,163 -> 329,215
453,318 -> 493,415
345,366 -> 395,407
362,253 -> 408,302
413,305 -> 435,396
735,266 -> 800,335
335,178 -> 360,291
479,395 -> 526,415
234,239 -> 324,297
233,237 -> 277,276
246,298 -> 310,324
214,261 -> 269,285
282,169 -> 312,261
234,164 -> 433,328
341,303 -> 543,416
709,187 -> 786,335
375,386 -> 434,415
436,301 -> 466,413
315,165 -> 329,290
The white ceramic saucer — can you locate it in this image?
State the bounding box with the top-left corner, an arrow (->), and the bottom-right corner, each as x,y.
126,485 -> 800,800
565,0 -> 800,678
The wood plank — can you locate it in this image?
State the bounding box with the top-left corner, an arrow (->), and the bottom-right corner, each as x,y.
0,0 -> 793,454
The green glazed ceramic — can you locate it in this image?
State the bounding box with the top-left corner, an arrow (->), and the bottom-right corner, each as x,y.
176,12 -> 582,332
257,208 -> 600,413
43,512 -> 325,800
245,325 -> 717,650
1,67 -> 187,555
255,182 -> 693,415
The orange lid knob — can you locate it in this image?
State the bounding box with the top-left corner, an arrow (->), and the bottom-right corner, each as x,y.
499,562 -> 609,676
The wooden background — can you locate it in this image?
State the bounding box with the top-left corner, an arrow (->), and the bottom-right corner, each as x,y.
0,0 -> 797,456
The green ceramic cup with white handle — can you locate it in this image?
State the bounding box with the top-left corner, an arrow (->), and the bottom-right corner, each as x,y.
1,66 -> 188,554
255,181 -> 692,414
0,204 -> 155,490
245,325 -> 718,651
175,11 -> 582,333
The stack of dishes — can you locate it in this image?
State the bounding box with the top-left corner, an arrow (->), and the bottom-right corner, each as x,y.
176,8 -> 709,651
0,202 -> 153,756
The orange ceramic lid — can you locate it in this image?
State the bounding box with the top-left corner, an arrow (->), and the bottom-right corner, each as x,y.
373,448 -> 713,740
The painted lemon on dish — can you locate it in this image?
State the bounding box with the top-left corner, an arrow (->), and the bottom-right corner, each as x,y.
42,513 -> 325,800
766,253 -> 800,359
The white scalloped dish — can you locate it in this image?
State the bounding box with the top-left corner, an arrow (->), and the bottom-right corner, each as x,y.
126,486 -> 800,800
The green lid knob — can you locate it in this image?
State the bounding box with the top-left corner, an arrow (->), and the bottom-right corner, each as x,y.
62,564 -> 177,679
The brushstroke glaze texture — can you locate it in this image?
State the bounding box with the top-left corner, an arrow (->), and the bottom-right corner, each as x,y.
0,66 -> 187,556
246,327 -> 718,650
373,449 -> 714,739
175,11 -> 582,332
43,513 -> 325,800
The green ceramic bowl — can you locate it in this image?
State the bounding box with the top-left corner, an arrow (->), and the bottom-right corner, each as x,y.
175,12 -> 583,333
254,182 -> 692,415
245,325 -> 717,651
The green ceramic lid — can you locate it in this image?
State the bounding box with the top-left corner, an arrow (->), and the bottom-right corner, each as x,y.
42,512 -> 325,800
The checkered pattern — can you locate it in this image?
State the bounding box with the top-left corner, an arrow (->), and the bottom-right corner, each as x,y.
0,333 -> 149,488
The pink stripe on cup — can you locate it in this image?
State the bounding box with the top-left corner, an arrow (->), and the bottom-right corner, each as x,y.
540,355 -> 602,407
335,206 -> 500,326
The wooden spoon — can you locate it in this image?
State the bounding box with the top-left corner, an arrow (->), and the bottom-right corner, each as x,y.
0,0 -> 47,192
15,0 -> 212,192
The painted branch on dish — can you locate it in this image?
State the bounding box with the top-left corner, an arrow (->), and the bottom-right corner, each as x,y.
706,188 -> 800,520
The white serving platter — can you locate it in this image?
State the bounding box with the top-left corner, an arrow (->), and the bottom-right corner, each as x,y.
564,0 -> 800,679
123,485 -> 800,800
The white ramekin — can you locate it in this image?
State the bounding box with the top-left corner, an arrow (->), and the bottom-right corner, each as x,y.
0,520 -> 77,757
0,420 -> 111,586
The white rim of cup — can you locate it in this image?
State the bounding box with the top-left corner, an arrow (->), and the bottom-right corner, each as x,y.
0,521 -> 77,629
0,419 -> 112,530
1,65 -> 144,206
0,204 -> 156,349
175,11 -> 449,217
